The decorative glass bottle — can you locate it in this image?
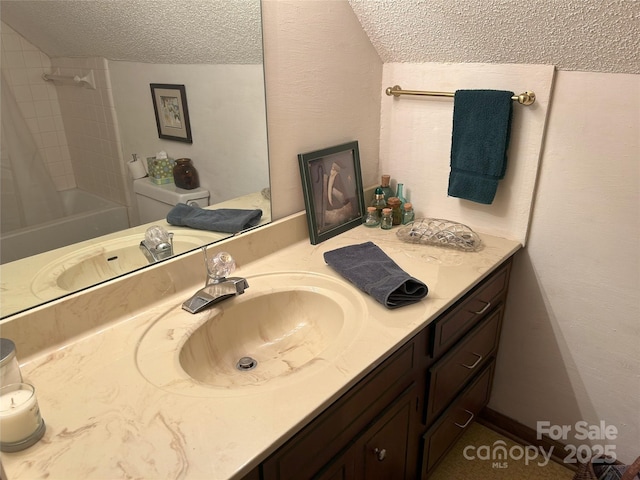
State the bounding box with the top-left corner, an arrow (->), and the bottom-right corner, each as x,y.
396,183 -> 407,209
380,208 -> 393,230
363,207 -> 380,227
402,203 -> 415,225
173,158 -> 200,190
371,187 -> 387,219
386,197 -> 402,225
380,175 -> 394,202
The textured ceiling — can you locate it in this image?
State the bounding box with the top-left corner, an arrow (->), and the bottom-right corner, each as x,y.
0,0 -> 263,64
2,1 -> 638,73
348,0 -> 640,74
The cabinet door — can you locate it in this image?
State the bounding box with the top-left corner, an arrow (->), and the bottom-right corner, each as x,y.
263,332 -> 424,480
314,448 -> 357,480
239,468 -> 260,480
361,384 -> 418,480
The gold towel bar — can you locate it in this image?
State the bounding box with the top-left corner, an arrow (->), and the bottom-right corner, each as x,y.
385,85 -> 536,106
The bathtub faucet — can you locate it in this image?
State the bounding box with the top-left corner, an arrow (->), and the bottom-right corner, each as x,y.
182,249 -> 248,314
139,225 -> 174,263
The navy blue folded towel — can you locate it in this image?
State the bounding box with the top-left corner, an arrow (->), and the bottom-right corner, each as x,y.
448,89 -> 514,204
324,241 -> 428,309
166,203 -> 262,234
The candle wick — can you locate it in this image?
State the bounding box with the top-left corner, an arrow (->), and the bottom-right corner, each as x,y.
10,397 -> 15,407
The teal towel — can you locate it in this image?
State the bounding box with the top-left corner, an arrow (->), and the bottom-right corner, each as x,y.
448,89 -> 514,204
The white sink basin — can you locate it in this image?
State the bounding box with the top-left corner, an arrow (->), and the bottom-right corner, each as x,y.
136,272 -> 366,396
31,234 -> 208,297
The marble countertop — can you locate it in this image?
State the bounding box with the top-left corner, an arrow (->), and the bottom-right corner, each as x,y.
1,216 -> 520,479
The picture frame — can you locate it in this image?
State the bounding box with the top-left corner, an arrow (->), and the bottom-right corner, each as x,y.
150,83 -> 193,143
298,141 -> 366,245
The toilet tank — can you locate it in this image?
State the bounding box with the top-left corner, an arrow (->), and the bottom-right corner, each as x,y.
133,179 -> 210,224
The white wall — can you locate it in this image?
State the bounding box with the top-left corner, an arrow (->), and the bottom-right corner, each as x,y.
379,62 -> 555,244
262,0 -> 383,221
490,70 -> 640,462
109,61 -> 269,210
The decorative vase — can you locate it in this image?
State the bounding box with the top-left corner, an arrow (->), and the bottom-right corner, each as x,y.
173,158 -> 199,190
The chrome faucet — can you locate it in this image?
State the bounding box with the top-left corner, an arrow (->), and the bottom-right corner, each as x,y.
182,249 -> 249,314
139,226 -> 174,263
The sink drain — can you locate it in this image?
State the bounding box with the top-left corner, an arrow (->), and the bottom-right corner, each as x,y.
236,356 -> 258,371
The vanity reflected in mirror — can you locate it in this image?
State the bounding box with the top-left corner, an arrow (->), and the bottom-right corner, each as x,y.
0,1 -> 271,318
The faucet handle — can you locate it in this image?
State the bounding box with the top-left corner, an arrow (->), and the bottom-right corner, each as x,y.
204,249 -> 236,282
145,225 -> 171,247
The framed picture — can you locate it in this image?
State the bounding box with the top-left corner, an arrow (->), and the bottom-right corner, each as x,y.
298,141 -> 365,245
150,83 -> 193,143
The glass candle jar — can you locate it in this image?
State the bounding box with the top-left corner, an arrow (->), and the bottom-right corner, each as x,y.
173,158 -> 200,190
0,383 -> 46,452
0,339 -> 22,387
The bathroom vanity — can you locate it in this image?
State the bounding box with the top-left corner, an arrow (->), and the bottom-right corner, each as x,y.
0,212 -> 520,479
256,256 -> 511,480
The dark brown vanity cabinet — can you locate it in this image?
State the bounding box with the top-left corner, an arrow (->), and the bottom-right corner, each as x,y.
255,258 -> 513,480
262,331 -> 426,480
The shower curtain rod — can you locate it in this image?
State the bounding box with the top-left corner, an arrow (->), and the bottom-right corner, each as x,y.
385,85 -> 536,105
42,70 -> 96,90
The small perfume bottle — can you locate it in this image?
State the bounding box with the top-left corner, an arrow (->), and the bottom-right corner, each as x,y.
402,203 -> 415,225
380,208 -> 393,230
363,206 -> 380,227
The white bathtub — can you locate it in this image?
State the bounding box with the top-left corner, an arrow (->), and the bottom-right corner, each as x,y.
0,189 -> 129,264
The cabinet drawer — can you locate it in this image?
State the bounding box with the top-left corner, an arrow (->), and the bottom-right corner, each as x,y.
263,329 -> 426,480
420,360 -> 495,478
425,305 -> 503,424
431,260 -> 511,359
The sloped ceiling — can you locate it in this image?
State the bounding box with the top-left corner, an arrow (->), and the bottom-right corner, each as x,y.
0,0 -> 263,64
1,1 -> 638,73
348,0 -> 640,74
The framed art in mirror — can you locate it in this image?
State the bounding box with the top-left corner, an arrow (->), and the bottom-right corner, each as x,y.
150,83 -> 193,143
298,141 -> 365,245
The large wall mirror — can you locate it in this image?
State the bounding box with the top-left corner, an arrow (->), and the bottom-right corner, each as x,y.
0,1 -> 271,318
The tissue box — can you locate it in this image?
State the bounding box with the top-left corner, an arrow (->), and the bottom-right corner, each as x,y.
146,156 -> 175,184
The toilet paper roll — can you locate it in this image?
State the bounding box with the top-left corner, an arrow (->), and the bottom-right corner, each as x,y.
128,160 -> 147,179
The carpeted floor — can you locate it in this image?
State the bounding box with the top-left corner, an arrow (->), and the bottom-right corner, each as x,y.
429,423 -> 575,480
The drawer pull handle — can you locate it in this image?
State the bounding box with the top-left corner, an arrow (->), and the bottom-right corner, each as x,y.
461,352 -> 483,369
373,448 -> 387,461
472,300 -> 491,315
454,410 -> 474,429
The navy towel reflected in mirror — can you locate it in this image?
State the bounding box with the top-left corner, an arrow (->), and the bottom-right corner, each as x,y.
167,203 -> 262,234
